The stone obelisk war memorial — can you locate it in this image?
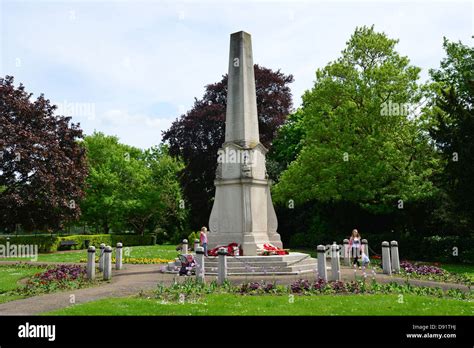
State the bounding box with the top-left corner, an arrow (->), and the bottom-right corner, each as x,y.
208,31 -> 282,256
205,31 -> 316,274
165,31 -> 316,275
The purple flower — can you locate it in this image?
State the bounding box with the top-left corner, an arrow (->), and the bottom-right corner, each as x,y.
312,278 -> 327,291
290,279 -> 311,293
400,261 -> 444,276
331,280 -> 346,292
249,282 -> 260,291
264,283 -> 274,292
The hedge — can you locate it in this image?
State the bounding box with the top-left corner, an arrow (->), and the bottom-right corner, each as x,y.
111,234 -> 156,246
0,235 -> 59,253
288,231 -> 474,264
0,234 -> 156,253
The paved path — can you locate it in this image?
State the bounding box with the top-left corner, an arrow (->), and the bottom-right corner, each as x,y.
0,262 -> 470,315
0,264 -> 173,315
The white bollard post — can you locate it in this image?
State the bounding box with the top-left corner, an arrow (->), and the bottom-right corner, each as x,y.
103,245 -> 112,280
382,241 -> 392,275
343,239 -> 350,266
194,239 -> 200,253
182,239 -> 188,254
390,241 -> 400,273
87,246 -> 96,280
330,242 -> 341,281
217,247 -> 227,285
317,245 -> 327,281
195,246 -> 205,282
116,242 -> 123,270
362,239 -> 369,258
98,243 -> 105,272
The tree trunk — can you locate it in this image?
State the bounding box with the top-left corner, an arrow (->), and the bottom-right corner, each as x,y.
103,222 -> 110,234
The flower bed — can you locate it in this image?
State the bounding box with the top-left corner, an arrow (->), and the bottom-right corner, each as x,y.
400,260 -> 471,285
147,277 -> 471,303
400,260 -> 444,275
79,257 -> 173,264
121,257 -> 174,264
17,264 -> 91,296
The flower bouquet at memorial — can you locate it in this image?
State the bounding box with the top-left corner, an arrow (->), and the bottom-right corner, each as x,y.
207,243 -> 241,256
256,243 -> 289,256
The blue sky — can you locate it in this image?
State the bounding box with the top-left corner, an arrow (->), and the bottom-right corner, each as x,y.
1,0 -> 472,148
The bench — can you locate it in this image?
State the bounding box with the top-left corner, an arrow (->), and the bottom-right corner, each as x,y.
59,240 -> 77,249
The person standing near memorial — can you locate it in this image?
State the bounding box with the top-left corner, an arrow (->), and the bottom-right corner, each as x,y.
349,229 -> 362,268
200,226 -> 208,256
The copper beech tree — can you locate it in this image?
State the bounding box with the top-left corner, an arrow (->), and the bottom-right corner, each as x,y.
0,76 -> 87,231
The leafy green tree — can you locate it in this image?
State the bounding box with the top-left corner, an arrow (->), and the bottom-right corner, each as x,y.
427,39 -> 474,231
274,26 -> 438,214
267,110 -> 305,181
80,133 -> 139,233
81,132 -> 185,236
125,146 -> 186,237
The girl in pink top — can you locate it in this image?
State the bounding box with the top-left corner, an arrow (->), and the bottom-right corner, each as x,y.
200,226 -> 208,256
349,229 -> 362,267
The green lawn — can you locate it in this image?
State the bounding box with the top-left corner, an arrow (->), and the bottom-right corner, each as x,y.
45,293 -> 473,316
440,263 -> 474,281
124,244 -> 178,260
0,244 -> 178,263
0,265 -> 43,304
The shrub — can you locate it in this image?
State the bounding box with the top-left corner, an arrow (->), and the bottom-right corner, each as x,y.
59,235 -> 112,250
187,232 -> 200,247
289,232 -> 320,249
0,235 -> 59,253
0,234 -> 157,253
111,234 -> 156,246
153,228 -> 168,245
419,235 -> 474,264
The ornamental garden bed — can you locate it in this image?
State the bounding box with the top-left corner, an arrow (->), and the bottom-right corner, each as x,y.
398,260 -> 472,285
0,263 -> 99,303
367,259 -> 472,285
78,257 -> 174,264
147,278 -> 472,304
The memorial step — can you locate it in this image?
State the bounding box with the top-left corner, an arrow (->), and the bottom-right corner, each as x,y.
163,252 -> 318,275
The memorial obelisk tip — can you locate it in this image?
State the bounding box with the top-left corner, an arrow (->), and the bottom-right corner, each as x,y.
225,31 -> 260,148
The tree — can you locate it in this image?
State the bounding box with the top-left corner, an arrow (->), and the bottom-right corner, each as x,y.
80,133 -> 138,233
273,26 -> 438,215
162,65 -> 294,228
81,132 -> 185,237
124,145 -> 187,237
267,109 -> 305,181
427,39 -> 474,232
0,75 -> 87,231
